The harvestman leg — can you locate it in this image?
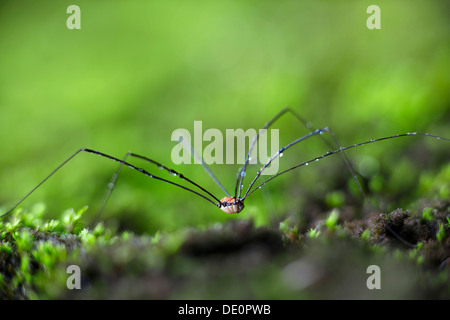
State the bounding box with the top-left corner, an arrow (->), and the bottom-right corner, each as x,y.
182,136 -> 232,197
0,148 -> 222,220
235,107 -> 334,198
247,132 -> 450,196
96,151 -> 224,219
236,107 -> 367,207
242,127 -> 333,199
243,132 -> 449,248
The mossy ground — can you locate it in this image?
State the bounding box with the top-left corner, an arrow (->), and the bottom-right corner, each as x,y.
1,197 -> 449,300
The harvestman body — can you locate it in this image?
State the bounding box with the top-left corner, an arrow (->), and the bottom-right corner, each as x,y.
1,108 -> 449,237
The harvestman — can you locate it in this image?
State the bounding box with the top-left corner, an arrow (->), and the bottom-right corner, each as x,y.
1,108 -> 449,235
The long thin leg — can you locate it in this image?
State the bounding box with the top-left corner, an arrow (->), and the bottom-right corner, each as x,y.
235,108 -> 290,198
185,139 -> 231,197
244,132 -> 449,248
242,127 -> 330,200
0,148 -> 221,219
79,149 -> 222,207
0,150 -> 81,219
245,132 -> 449,199
235,107 -> 363,202
287,108 -> 371,208
95,151 -> 131,221
96,150 -> 224,220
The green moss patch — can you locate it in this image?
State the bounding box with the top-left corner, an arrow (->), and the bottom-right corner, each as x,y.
1,199 -> 449,299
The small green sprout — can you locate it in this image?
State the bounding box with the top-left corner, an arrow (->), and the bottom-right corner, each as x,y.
416,241 -> 423,250
325,209 -> 339,231
62,206 -> 88,234
416,255 -> 425,265
121,231 -> 131,241
436,223 -> 445,242
307,227 -> 321,239
79,228 -> 96,247
14,229 -> 34,252
42,219 -> 60,233
0,242 -> 12,254
151,230 -> 161,244
421,207 -> 433,221
361,229 -> 371,241
93,222 -> 106,236
20,255 -> 32,283
409,241 -> 424,264
279,219 -> 299,241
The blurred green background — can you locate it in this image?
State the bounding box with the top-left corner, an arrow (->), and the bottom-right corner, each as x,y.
0,0 -> 449,234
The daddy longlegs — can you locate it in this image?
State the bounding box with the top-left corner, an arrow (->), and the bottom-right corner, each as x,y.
1,108 -> 449,246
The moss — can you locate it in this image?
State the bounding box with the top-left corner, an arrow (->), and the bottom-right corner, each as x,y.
279,219 -> 300,244
421,207 -> 434,222
1,199 -> 449,299
325,209 -> 340,231
0,206 -> 84,299
436,223 -> 446,243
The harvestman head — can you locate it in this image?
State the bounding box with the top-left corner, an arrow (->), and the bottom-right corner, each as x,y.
1,107 -> 449,246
